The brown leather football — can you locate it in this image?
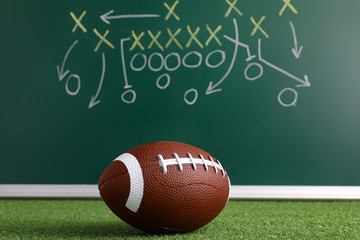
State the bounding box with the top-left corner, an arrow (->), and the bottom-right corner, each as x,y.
98,141 -> 230,233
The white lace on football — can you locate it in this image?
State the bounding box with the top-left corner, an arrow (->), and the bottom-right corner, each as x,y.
157,153 -> 225,177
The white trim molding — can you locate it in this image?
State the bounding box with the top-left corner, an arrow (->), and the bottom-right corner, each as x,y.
230,185 -> 360,200
1,185 -> 360,200
0,185 -> 100,198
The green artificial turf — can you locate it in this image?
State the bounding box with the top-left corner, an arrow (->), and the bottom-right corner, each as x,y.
1,200 -> 360,239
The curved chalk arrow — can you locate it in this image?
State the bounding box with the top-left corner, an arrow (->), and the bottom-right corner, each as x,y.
57,40 -> 78,82
89,52 -> 106,109
206,18 -> 239,95
289,21 -> 303,59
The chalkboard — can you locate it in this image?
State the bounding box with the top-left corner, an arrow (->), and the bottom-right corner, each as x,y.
1,0 -> 360,185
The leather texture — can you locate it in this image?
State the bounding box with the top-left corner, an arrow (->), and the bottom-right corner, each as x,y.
99,141 -> 230,233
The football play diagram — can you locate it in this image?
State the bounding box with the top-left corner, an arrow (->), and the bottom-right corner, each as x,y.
56,0 -> 310,108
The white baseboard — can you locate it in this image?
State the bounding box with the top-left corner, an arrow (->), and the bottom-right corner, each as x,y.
230,185 -> 360,200
1,185 -> 360,200
0,185 -> 99,198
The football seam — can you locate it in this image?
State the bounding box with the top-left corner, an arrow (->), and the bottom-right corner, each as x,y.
157,152 -> 226,176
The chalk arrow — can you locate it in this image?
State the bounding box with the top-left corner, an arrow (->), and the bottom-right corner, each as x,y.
258,38 -> 310,88
292,46 -> 303,59
289,21 -> 303,59
297,75 -> 310,87
100,10 -> 160,25
206,18 -> 239,95
57,40 -> 78,81
206,81 -> 223,95
56,67 -> 69,82
89,52 -> 106,109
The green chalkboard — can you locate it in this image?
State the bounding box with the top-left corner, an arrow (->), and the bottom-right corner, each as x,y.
1,0 -> 360,185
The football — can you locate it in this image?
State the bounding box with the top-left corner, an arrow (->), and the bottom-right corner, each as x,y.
98,141 -> 230,233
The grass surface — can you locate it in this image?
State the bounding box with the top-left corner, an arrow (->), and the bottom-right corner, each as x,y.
1,200 -> 360,239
